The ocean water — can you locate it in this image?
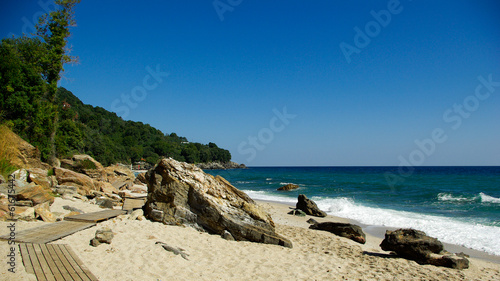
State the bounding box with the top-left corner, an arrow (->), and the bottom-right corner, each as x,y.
207,166 -> 500,256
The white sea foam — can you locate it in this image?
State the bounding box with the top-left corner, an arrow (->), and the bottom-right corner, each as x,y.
243,190 -> 296,204
438,193 -> 475,202
438,192 -> 500,204
243,190 -> 500,255
312,196 -> 500,256
480,192 -> 500,204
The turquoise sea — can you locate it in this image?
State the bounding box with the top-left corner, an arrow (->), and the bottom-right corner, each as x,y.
207,166 -> 500,256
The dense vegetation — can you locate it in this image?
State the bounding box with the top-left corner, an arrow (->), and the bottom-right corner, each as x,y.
0,0 -> 231,167
54,87 -> 231,165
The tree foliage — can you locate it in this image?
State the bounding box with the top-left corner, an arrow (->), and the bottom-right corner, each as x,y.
35,0 -> 80,165
0,0 -> 231,167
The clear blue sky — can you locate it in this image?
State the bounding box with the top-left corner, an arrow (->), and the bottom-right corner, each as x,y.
2,0 -> 499,166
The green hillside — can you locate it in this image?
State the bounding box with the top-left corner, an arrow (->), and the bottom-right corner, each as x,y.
0,37 -> 231,166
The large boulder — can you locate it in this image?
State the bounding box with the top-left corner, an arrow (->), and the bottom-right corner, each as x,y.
310,222 -> 366,244
277,183 -> 299,191
296,194 -> 326,217
54,167 -> 97,196
144,158 -> 292,248
15,183 -> 54,205
380,228 -> 469,269
60,154 -> 105,179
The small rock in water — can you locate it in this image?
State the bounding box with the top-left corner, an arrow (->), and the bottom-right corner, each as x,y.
277,183 -> 299,191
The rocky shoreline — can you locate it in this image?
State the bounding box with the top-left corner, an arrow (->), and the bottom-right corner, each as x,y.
1,128 -> 499,280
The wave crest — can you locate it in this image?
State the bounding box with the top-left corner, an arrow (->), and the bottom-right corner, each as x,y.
480,192 -> 500,204
437,193 -> 476,202
437,192 -> 500,204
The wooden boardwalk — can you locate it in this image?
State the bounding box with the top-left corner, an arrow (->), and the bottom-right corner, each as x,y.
122,197 -> 146,212
0,209 -> 125,244
64,209 -> 127,223
19,243 -> 98,281
0,221 -> 95,244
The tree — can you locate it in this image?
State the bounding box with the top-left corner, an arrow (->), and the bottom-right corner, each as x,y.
36,0 -> 80,165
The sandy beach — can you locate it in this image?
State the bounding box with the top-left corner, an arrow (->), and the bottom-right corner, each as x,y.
1,198 -> 499,281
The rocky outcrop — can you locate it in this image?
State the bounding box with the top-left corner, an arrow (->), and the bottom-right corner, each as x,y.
196,162 -> 247,170
0,125 -> 50,170
380,228 -> 469,269
296,194 -> 326,217
309,222 -> 366,244
54,167 -> 97,196
277,184 -> 299,191
144,158 -> 292,248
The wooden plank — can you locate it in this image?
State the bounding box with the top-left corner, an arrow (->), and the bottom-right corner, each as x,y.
64,209 -> 127,223
46,244 -> 69,281
52,244 -> 82,281
58,245 -> 89,281
39,244 -> 65,281
34,244 -> 56,281
47,244 -> 73,281
0,221 -> 96,244
19,243 -> 35,275
122,197 -> 146,211
19,243 -> 98,281
26,243 -> 47,281
62,245 -> 98,281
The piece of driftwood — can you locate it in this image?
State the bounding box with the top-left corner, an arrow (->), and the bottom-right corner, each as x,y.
155,241 -> 190,260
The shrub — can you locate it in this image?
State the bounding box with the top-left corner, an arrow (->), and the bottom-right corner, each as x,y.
76,159 -> 97,170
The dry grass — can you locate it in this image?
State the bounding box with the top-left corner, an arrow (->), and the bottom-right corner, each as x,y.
0,125 -> 20,177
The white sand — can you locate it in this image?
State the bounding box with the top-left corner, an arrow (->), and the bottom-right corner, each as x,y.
1,198 -> 499,280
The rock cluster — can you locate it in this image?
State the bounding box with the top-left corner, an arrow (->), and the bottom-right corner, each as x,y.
144,158 -> 292,248
0,127 -> 147,221
380,228 -> 469,269
296,194 -> 327,217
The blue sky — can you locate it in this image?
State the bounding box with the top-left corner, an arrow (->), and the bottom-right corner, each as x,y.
1,0 -> 499,166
